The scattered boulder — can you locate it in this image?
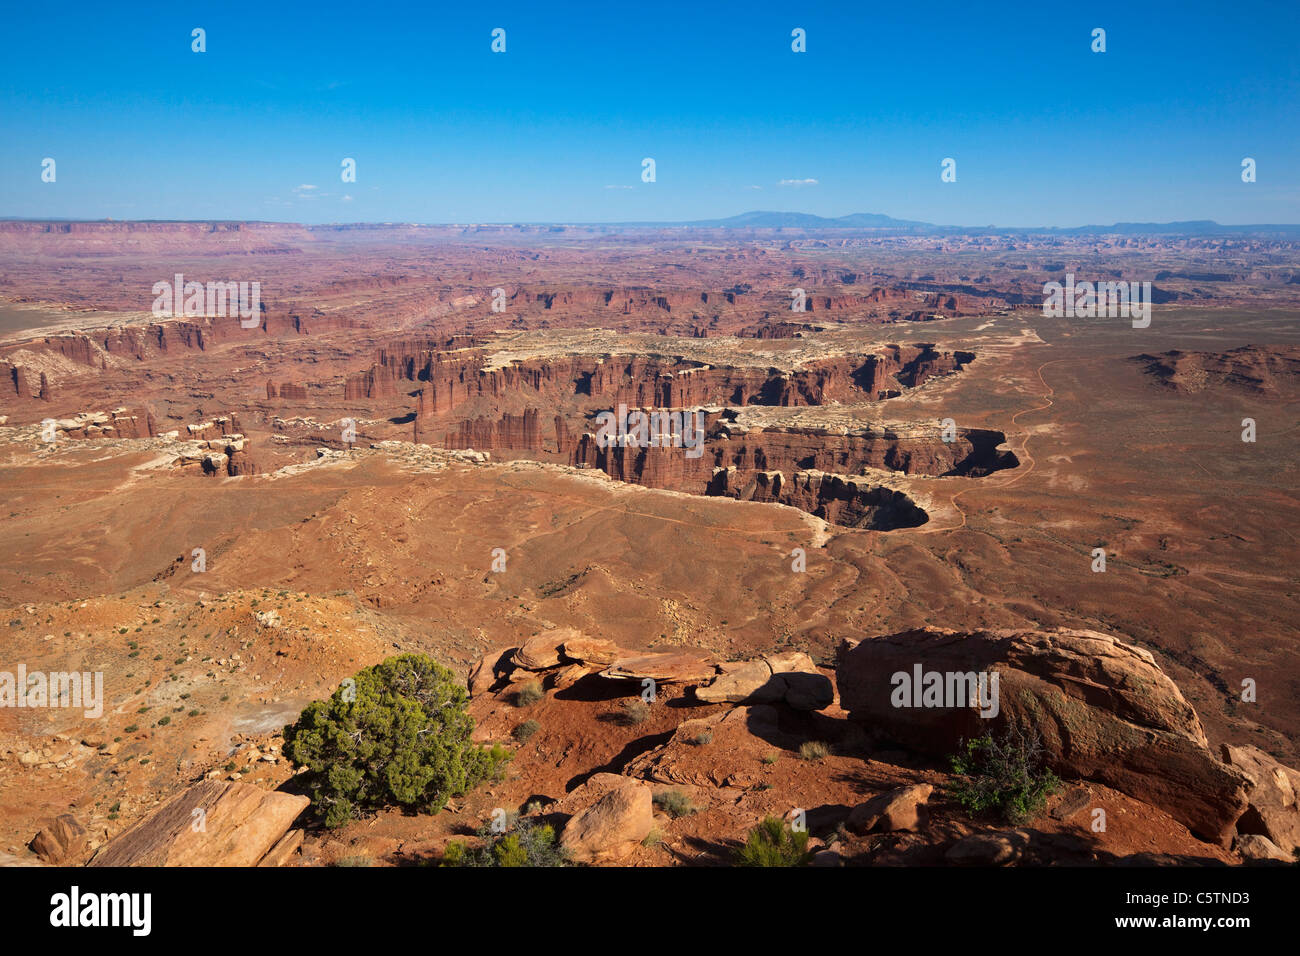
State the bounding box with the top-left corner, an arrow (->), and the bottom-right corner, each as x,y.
1221,744 -> 1300,854
600,650 -> 719,685
781,671 -> 835,711
29,814 -> 88,864
513,628 -> 581,670
549,663 -> 596,690
559,777 -> 654,864
838,627 -> 1250,843
847,784 -> 933,833
694,651 -> 833,711
945,829 -> 1032,866
695,659 -> 783,704
561,636 -> 627,666
1233,833 -> 1292,863
89,781 -> 308,866
467,645 -> 518,697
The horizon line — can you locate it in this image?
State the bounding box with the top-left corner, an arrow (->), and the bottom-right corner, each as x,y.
4,212 -> 1300,233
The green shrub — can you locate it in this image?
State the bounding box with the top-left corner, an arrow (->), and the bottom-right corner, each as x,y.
948,724 -> 1060,825
442,817 -> 567,867
653,789 -> 695,819
762,752 -> 780,765
688,730 -> 713,746
283,654 -> 510,828
735,816 -> 811,867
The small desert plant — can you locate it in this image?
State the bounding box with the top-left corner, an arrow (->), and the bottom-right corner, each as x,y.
442,817 -> 567,867
512,719 -> 541,742
947,724 -> 1060,825
799,740 -> 830,761
621,699 -> 651,725
688,729 -> 713,746
282,654 -> 511,827
735,816 -> 812,867
762,752 -> 780,765
654,789 -> 696,819
515,680 -> 544,707
333,855 -> 373,867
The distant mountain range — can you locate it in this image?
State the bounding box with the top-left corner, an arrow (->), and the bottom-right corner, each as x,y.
676,211 -> 934,230
630,211 -> 1300,237
5,212 -> 1300,237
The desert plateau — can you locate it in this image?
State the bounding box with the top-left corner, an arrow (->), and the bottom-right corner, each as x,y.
0,219 -> 1297,876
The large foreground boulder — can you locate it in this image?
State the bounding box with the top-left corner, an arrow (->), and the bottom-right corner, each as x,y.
89,781 -> 308,866
559,776 -> 654,864
837,627 -> 1250,843
847,784 -> 933,833
512,628 -> 584,670
1221,744 -> 1300,854
29,814 -> 88,864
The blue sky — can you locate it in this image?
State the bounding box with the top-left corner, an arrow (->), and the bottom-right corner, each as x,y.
2,0 -> 1297,226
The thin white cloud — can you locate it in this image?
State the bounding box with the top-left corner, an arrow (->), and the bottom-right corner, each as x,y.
603,184 -> 634,190
778,178 -> 819,187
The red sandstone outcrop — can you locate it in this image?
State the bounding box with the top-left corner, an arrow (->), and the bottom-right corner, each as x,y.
694,650 -> 834,710
267,381 -> 308,399
392,344 -> 974,433
599,651 -> 720,685
89,780 -> 308,866
708,467 -> 930,529
41,407 -> 156,440
0,220 -> 314,256
1134,345 -> 1300,397
568,419 -> 1015,511
29,814 -> 88,864
1221,744 -> 1300,853
442,409 -> 543,452
836,627 -> 1252,843
185,414 -> 244,441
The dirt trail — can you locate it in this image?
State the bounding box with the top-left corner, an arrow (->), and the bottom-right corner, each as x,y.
916,357 -> 1072,534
